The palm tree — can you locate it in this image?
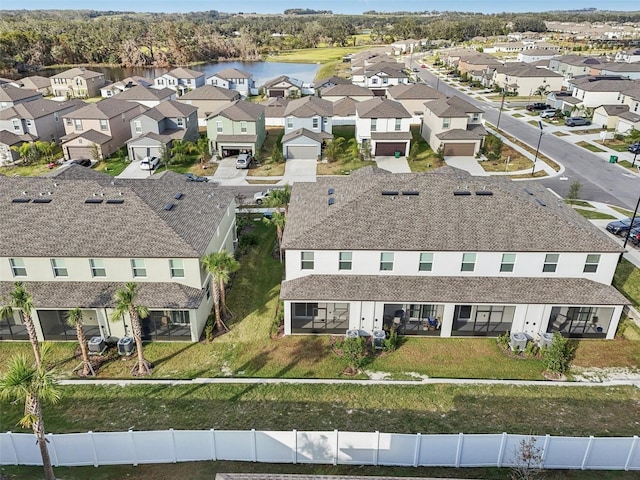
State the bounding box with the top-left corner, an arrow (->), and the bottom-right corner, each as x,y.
263,211 -> 287,262
110,283 -> 151,376
201,252 -> 236,333
1,282 -> 41,366
0,352 -> 61,480
196,136 -> 210,167
66,308 -> 93,377
323,137 -> 345,163
217,251 -> 240,318
170,139 -> 197,164
264,183 -> 291,214
534,84 -> 550,101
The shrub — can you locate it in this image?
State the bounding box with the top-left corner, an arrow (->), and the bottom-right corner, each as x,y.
497,330 -> 510,350
542,333 -> 575,374
271,301 -> 284,335
383,327 -> 399,352
336,335 -> 368,371
524,341 -> 539,358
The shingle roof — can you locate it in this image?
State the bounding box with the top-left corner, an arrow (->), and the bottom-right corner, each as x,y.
209,68 -> 252,80
263,75 -> 295,89
1,168 -> 235,258
209,100 -> 264,121
0,280 -> 204,310
152,100 -> 197,118
321,84 -> 374,98
595,63 -> 640,73
0,130 -> 36,146
364,65 -> 408,78
282,128 -> 332,144
281,275 -> 627,305
281,167 -> 623,253
179,85 -> 240,101
598,104 -> 629,115
63,98 -> 142,120
50,67 -> 103,79
332,97 -> 357,116
216,134 -> 258,143
370,131 -> 412,140
494,63 -> 563,78
386,83 -> 444,101
0,84 -> 42,102
283,96 -> 333,118
17,75 -> 52,90
356,98 -> 411,119
436,128 -> 484,140
571,76 -> 636,92
314,76 -> 351,88
0,98 -> 84,120
115,85 -> 174,101
165,67 -> 204,79
261,97 -> 290,118
61,129 -> 111,144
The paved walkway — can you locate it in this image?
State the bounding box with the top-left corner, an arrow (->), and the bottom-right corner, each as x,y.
374,155 -> 412,173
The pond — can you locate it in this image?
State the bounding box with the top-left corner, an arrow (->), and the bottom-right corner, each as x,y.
16,61 -> 321,87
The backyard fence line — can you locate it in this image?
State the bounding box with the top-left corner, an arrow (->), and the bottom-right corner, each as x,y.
2,430 -> 639,471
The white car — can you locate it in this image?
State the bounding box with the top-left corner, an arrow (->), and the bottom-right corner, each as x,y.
140,156 -> 160,170
253,188 -> 283,205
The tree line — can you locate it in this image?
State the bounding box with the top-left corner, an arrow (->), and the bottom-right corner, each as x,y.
2,9 -> 639,73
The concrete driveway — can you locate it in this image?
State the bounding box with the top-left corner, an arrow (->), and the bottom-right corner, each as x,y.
374,156 -> 411,173
212,157 -> 250,185
284,159 -> 317,182
117,159 -> 156,179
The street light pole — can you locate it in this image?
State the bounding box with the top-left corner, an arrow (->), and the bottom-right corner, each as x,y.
623,192 -> 640,249
531,121 -> 544,176
496,87 -> 506,131
632,151 -> 638,168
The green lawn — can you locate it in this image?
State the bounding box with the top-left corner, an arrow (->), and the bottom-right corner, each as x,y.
267,46 -> 368,64
610,205 -> 633,217
576,141 -> 606,153
572,208 -> 616,220
408,126 -> 444,172
614,258 -> 640,308
564,199 -> 594,208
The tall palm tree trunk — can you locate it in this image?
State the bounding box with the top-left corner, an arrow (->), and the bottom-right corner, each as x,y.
75,322 -> 91,376
27,394 -> 56,480
219,278 -> 229,317
276,225 -> 283,262
24,314 -> 42,366
212,280 -> 223,332
129,309 -> 150,375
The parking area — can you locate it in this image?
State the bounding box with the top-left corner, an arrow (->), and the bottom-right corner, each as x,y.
283,159 -> 317,182
212,157 -> 251,184
117,159 -> 156,179
374,156 -> 411,173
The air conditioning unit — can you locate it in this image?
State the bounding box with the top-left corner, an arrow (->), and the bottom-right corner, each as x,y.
345,329 -> 359,338
509,332 -> 528,352
117,336 -> 135,356
372,329 -> 386,349
88,336 -> 106,355
539,332 -> 554,348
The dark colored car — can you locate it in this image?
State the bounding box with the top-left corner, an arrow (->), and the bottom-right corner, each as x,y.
526,103 -> 550,111
606,217 -> 640,235
629,226 -> 640,245
69,159 -> 92,167
184,173 -> 209,182
565,117 -> 591,127
629,142 -> 640,154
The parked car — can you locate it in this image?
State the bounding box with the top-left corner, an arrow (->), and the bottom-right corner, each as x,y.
629,226 -> 640,245
69,158 -> 92,167
606,217 -> 640,235
235,153 -> 254,169
412,67 -> 419,72
184,173 -> 209,182
629,142 -> 640,154
540,109 -> 558,119
253,188 -> 283,205
565,117 -> 591,127
140,156 -> 160,170
526,103 -> 550,111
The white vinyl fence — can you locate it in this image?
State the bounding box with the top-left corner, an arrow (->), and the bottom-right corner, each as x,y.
2,430 -> 639,471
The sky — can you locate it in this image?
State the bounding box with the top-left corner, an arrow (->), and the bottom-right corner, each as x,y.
4,0 -> 638,14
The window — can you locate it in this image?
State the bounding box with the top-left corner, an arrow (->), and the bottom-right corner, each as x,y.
240,121 -> 247,133
543,254 -> 559,273
339,252 -> 352,270
583,254 -> 600,273
312,117 -> 319,129
461,253 -> 476,272
99,119 -> 108,131
380,252 -> 394,271
382,77 -> 388,85
134,121 -> 142,134
419,253 -> 433,272
50,259 -> 68,277
89,259 -> 106,277
54,112 -> 59,122
286,117 -> 293,129
12,119 -> 20,131
371,118 -> 377,132
66,118 -> 72,126
216,121 -> 223,133
205,280 -> 211,300
9,258 -> 26,277
170,259 -> 185,278
500,253 -> 516,272
177,117 -> 184,127
443,118 -> 451,128
131,259 -> 147,277
74,119 -> 82,131
371,78 -> 378,85
301,252 -> 314,270
472,113 -> 480,121
395,118 -> 401,131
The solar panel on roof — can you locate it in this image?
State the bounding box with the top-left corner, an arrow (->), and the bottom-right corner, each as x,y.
328,197 -> 335,205
382,191 -> 399,196
328,188 -> 334,195
475,191 -> 493,196
164,203 -> 175,211
84,198 -> 103,204
106,199 -> 124,204
535,199 -> 546,207
33,198 -> 52,203
11,198 -> 31,203
402,191 -> 419,196
453,191 -> 471,196
174,192 -> 184,200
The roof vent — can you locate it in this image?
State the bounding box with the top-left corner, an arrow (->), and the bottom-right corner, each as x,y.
453,190 -> 472,196
475,190 -> 493,196
12,198 -> 31,203
174,192 -> 184,200
85,198 -> 103,204
164,203 -> 175,211
328,197 -> 335,206
33,198 -> 52,204
106,199 -> 124,204
402,191 -> 419,196
382,190 -> 399,196
328,188 -> 334,195
524,188 -> 534,195
535,199 -> 546,207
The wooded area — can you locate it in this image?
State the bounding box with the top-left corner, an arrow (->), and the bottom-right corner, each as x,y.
1,9 -> 639,73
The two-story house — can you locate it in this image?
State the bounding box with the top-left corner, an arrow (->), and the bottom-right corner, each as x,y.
280,168 -> 626,339
0,84 -> 42,110
206,68 -> 255,97
615,83 -> 640,133
15,76 -> 52,95
60,98 -> 146,160
355,98 -> 412,157
548,55 -> 606,81
206,100 -> 266,158
421,96 -> 486,157
0,167 -> 236,343
49,67 -> 106,98
281,97 -> 333,160
114,85 -> 176,108
127,100 -> 199,161
320,84 -> 375,103
100,77 -> 153,99
314,76 -> 351,93
568,76 -> 637,109
491,64 -> 564,98
263,76 -> 302,98
386,83 -> 445,123
589,62 -> 640,80
177,85 -> 240,127
351,64 -> 409,96
154,68 -> 205,95
0,98 -> 85,142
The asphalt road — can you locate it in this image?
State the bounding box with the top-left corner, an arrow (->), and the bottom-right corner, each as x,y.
412,62 -> 640,210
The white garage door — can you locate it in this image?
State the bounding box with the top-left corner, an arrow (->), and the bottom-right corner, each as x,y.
286,145 -> 318,160
66,146 -> 94,160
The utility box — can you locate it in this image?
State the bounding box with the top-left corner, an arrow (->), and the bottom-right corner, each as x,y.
88,336 -> 106,355
345,329 -> 359,338
509,332 -> 528,352
117,336 -> 134,356
539,332 -> 554,348
373,329 -> 386,350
